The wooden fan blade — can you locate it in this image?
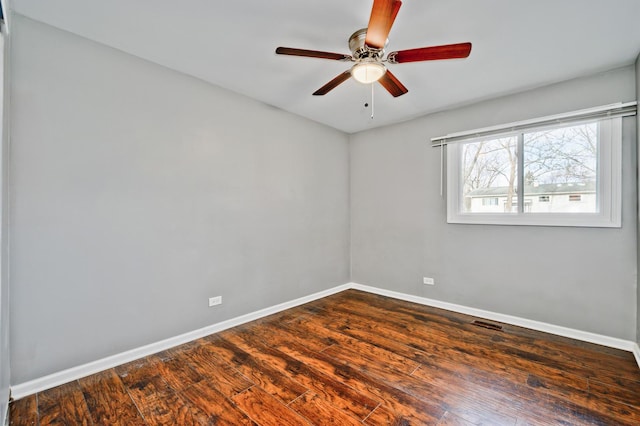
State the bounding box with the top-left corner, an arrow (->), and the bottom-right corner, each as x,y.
313,71 -> 352,96
378,70 -> 408,97
275,47 -> 351,61
388,42 -> 472,63
365,0 -> 402,49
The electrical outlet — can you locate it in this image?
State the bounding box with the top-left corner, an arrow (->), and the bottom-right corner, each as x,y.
423,277 -> 435,285
208,296 -> 222,307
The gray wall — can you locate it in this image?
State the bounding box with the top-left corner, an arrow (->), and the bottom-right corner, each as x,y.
9,15 -> 350,384
0,31 -> 9,426
637,53 -> 640,345
351,66 -> 638,340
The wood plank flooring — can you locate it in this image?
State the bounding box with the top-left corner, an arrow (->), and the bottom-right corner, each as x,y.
9,289 -> 640,425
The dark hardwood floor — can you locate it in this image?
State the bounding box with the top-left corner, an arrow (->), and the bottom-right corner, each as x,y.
9,289 -> 640,425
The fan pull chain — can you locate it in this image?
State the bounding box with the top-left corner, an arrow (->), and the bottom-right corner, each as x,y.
370,83 -> 375,120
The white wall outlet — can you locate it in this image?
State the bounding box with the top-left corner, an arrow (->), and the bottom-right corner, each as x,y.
208,296 -> 222,307
423,277 -> 435,285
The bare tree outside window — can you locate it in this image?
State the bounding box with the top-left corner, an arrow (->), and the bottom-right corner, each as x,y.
524,123 -> 598,213
460,122 -> 598,214
524,123 -> 597,183
461,137 -> 517,212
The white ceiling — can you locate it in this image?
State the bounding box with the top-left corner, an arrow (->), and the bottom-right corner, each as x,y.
10,0 -> 640,133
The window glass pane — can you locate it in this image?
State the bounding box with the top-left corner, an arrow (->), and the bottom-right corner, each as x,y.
523,122 -> 598,213
461,137 -> 518,213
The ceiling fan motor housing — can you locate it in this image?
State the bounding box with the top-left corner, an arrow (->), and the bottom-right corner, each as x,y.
349,28 -> 386,60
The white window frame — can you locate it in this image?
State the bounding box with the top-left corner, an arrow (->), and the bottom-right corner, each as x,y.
446,117 -> 622,228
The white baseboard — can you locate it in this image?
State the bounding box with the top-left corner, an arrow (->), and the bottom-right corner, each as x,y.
350,283 -> 638,353
10,283 -> 351,400
633,343 -> 640,368
11,281 -> 639,399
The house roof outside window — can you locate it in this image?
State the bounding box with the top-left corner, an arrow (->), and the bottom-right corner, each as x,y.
467,181 -> 596,198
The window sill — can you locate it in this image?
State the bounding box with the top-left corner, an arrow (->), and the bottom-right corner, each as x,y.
447,212 -> 621,228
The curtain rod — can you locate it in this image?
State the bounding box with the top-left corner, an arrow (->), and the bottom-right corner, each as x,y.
430,101 -> 637,147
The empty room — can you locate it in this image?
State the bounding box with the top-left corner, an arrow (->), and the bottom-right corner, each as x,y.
2,0 -> 640,424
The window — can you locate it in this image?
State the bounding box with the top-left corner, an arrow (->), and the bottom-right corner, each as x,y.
446,117 -> 622,227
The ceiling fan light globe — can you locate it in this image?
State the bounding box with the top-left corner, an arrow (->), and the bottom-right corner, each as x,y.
351,63 -> 386,84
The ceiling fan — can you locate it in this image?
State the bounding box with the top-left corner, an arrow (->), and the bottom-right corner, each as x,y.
275,0 -> 472,97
